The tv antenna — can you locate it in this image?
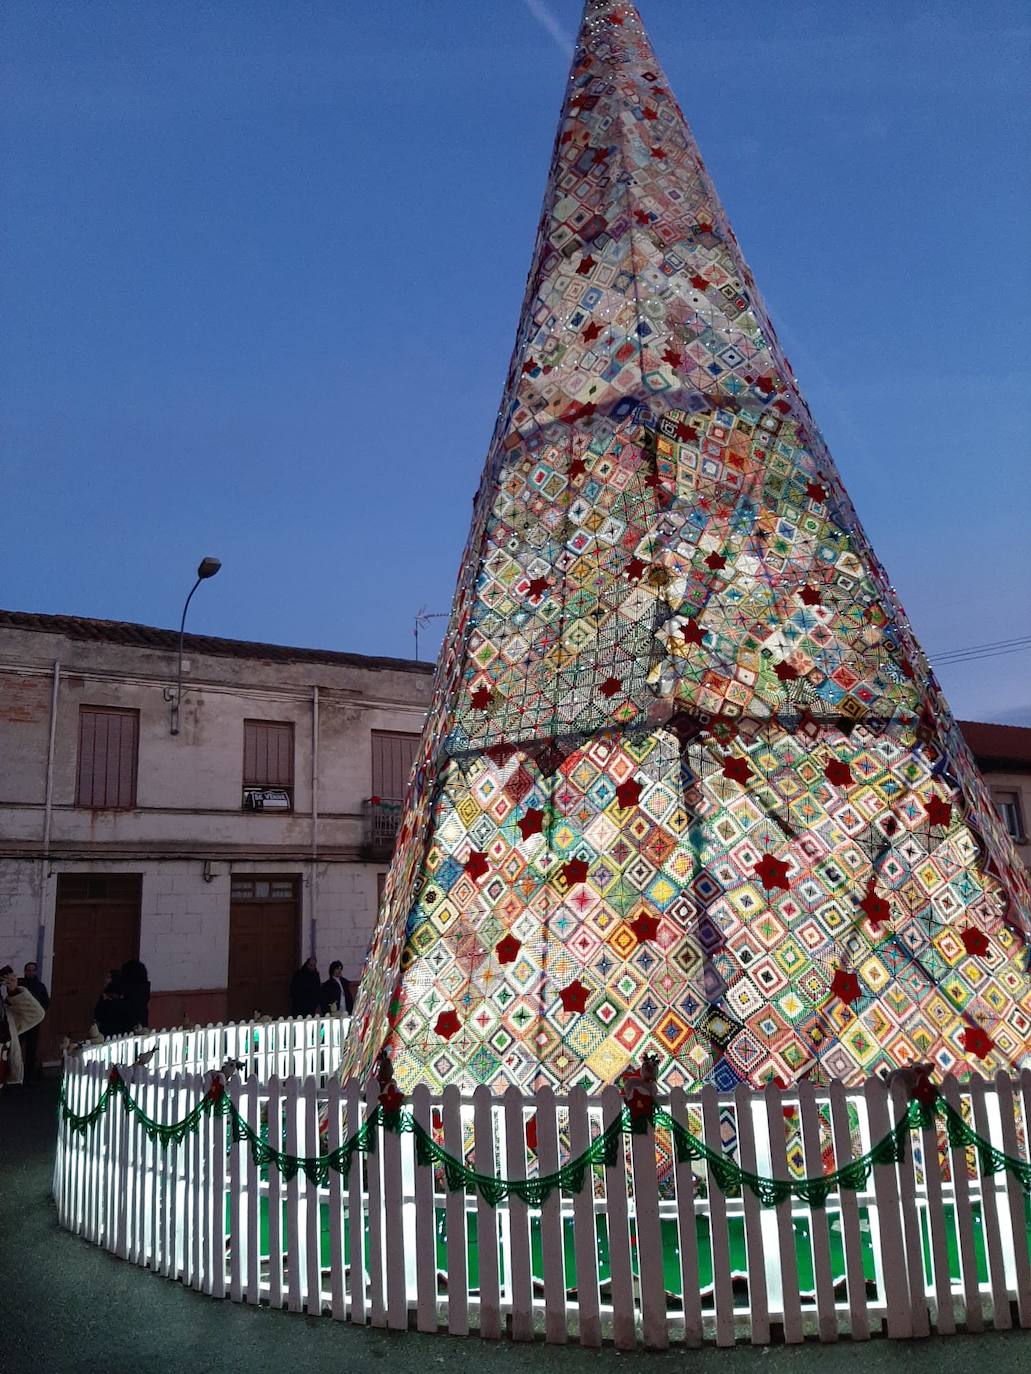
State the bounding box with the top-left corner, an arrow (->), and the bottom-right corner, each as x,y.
413,606 -> 448,661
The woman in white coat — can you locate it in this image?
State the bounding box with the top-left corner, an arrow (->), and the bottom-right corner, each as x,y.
1,965 -> 44,1089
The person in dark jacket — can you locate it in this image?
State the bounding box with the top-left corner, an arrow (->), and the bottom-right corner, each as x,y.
289,957 -> 321,1016
93,969 -> 124,1038
18,961 -> 49,1082
320,960 -> 354,1015
118,959 -> 151,1032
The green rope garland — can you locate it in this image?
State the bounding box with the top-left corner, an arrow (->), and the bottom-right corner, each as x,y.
58,1072 -> 1031,1209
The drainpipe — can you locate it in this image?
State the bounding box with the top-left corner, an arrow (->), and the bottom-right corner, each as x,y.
36,659 -> 60,969
310,685 -> 320,962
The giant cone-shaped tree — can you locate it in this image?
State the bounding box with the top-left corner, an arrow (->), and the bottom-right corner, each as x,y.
341,0 -> 1031,1093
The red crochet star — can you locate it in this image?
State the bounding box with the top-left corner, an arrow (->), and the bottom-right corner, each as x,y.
496,934 -> 521,965
676,422 -> 699,443
558,979 -> 590,1014
577,255 -> 596,275
754,853 -> 791,891
434,1009 -> 461,1041
562,857 -> 589,887
924,795 -> 953,828
630,911 -> 660,943
650,146 -> 666,160
689,274 -> 709,291
517,808 -> 545,842
824,759 -> 854,787
615,777 -> 642,808
774,662 -> 799,682
582,320 -> 602,342
521,357 -> 537,374
960,927 -> 990,958
722,756 -> 752,785
679,619 -> 705,647
471,685 -> 493,710
799,586 -> 822,606
960,1025 -> 995,1060
634,209 -> 651,226
859,884 -> 890,928
526,576 -> 549,599
806,481 -> 828,503
662,346 -> 682,368
755,375 -> 775,392
705,551 -> 726,571
642,106 -> 658,121
599,676 -> 622,699
592,147 -> 609,166
525,1115 -> 538,1152
464,850 -> 489,881
569,457 -> 587,479
626,556 -> 646,581
830,969 -> 861,1006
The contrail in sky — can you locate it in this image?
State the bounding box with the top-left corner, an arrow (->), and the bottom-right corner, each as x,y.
524,0 -> 575,57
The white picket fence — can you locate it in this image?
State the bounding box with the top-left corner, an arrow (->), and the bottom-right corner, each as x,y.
54,1019 -> 1031,1347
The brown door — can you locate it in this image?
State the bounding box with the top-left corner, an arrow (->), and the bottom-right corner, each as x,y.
48,874 -> 142,1058
227,877 -> 300,1021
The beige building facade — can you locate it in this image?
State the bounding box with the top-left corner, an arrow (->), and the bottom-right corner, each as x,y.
0,611 -> 432,1056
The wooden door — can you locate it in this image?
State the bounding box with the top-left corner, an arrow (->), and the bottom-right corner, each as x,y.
227,876 -> 300,1021
49,874 -> 141,1058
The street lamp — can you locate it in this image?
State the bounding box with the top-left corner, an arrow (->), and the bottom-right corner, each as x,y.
166,557 -> 221,735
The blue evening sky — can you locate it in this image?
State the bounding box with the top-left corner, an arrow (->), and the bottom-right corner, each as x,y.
2,1 -> 1029,723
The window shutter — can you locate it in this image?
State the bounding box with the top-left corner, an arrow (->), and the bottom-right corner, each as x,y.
371,731 -> 419,801
76,707 -> 138,808
243,720 -> 295,788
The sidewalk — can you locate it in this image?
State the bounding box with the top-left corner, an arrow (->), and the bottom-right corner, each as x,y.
1,1079 -> 1028,1374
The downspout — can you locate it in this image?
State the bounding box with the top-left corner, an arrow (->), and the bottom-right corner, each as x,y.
310,685 -> 320,962
36,659 -> 60,968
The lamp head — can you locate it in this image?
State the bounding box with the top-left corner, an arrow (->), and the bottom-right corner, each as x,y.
197,557 -> 221,580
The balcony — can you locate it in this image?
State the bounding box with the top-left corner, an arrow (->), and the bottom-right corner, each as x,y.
361,797 -> 402,860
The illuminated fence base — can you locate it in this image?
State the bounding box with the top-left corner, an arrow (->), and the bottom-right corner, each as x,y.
54,1019 -> 1031,1348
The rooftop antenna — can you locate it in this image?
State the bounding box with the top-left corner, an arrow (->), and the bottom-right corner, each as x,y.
413,606 -> 448,662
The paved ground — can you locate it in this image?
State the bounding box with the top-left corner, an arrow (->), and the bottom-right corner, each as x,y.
2,1079 -> 1029,1374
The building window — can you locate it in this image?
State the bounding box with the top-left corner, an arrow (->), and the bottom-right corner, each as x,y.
76,706 -> 139,809
243,719 -> 294,811
992,789 -> 1025,841
371,730 -> 419,802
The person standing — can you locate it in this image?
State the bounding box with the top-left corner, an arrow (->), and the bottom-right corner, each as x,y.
1,965 -> 44,1091
320,960 -> 354,1015
18,961 -> 49,1083
118,959 -> 151,1032
289,957 -> 321,1017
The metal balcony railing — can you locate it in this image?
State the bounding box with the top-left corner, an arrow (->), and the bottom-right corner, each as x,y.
361,796 -> 403,859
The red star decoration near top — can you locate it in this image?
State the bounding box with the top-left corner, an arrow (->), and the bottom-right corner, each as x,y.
526,576 -> 549,599
679,618 -> 706,647
582,320 -> 602,342
689,274 -> 709,291
650,146 -> 666,160
960,1024 -> 995,1060
676,422 -> 699,443
924,795 -> 953,828
755,374 -> 775,392
830,969 -> 861,1006
599,676 -> 622,699
606,10 -> 624,22
562,857 -> 589,887
774,662 -> 799,682
799,586 -> 822,606
705,551 -> 726,571
558,979 -> 590,1014
625,556 -> 646,581
642,106 -> 658,121
662,346 -> 682,368
434,1009 -> 461,1041
806,481 -> 828,503
592,147 -> 609,166
858,884 -> 890,928
630,911 -> 660,943
495,934 -> 521,965
521,357 -> 537,374
722,756 -> 752,785
577,255 -> 596,275
615,777 -> 642,808
824,759 -> 854,787
754,853 -> 791,891
634,209 -> 651,226
517,808 -> 544,842
569,457 -> 587,479
960,927 -> 990,958
464,850 -> 489,881
471,685 -> 493,710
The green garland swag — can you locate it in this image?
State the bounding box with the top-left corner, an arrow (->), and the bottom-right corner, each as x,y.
58,1071 -> 1031,1210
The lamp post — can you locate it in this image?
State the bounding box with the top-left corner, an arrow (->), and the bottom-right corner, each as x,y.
167,557 -> 221,735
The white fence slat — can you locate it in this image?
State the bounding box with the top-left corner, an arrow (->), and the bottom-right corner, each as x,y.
473,1084 -> 501,1340
244,1077 -> 261,1305
827,1078 -> 869,1340
365,1084 -> 387,1327
503,1085 -> 535,1342
126,1067 -> 143,1265
702,1084 -> 735,1348
168,1072 -> 183,1283
154,1070 -> 170,1276
797,1081 -> 837,1342
285,1076 -> 303,1312
412,1085 -> 438,1333
567,1086 -> 601,1348
267,1076 -> 284,1307
102,1062 -> 117,1252
733,1081 -> 770,1345
304,1076 -> 324,1314
630,1112 -> 667,1351
442,1083 -> 469,1336
669,1088 -> 703,1347
601,1085 -> 636,1351
969,1073 -> 1012,1330
534,1087 -> 568,1345
190,1072 -> 205,1290
209,1073 -> 228,1299
327,1078 -> 346,1320
764,1080 -> 803,1344
916,1088 -> 955,1335
995,1071 -> 1031,1327
346,1079 -> 367,1325
382,1086 -> 408,1331
889,1079 -> 930,1338
942,1075 -> 983,1332
864,1075 -> 912,1337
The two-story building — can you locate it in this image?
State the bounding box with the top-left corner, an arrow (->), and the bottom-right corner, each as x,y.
0,610 -> 432,1057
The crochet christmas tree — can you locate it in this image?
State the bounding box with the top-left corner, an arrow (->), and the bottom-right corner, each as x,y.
341,0 -> 1031,1094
